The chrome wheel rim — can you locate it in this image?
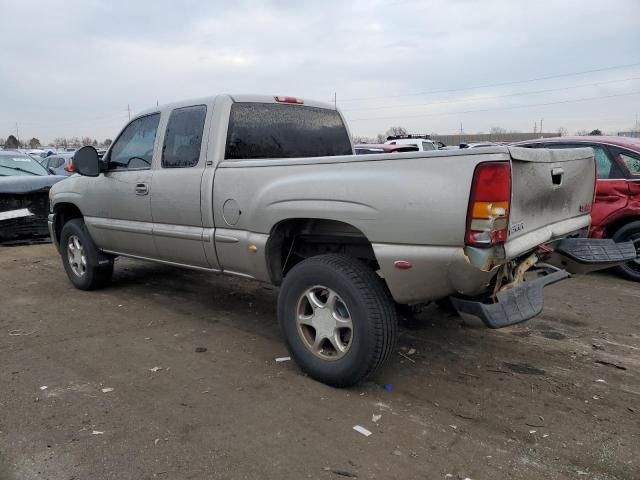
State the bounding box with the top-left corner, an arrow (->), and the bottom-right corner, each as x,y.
67,235 -> 87,277
296,286 -> 353,361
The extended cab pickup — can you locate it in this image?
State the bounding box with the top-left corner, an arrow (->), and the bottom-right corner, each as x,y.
48,94 -> 636,386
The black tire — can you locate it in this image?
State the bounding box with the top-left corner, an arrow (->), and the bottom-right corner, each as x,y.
60,218 -> 114,290
278,254 -> 398,387
612,221 -> 640,282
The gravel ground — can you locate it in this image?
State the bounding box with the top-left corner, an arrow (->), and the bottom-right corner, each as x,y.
1,244 -> 638,480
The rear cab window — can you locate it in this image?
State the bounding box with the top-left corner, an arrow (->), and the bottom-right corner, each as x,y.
225,103 -> 352,159
162,105 -> 207,168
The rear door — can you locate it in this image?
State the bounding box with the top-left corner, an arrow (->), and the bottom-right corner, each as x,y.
150,104 -> 217,268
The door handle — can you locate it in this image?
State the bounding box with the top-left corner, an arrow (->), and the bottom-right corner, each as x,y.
135,183 -> 149,195
551,167 -> 564,186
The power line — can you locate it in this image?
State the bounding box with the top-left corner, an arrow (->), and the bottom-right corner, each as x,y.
346,91 -> 640,122
342,77 -> 640,112
339,61 -> 640,103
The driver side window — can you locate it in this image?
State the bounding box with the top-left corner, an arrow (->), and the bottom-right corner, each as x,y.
108,114 -> 161,171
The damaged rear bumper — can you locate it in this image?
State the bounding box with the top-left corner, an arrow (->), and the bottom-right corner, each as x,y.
450,269 -> 569,328
451,238 -> 636,329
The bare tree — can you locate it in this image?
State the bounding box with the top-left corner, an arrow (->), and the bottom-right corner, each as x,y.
0,138 -> 5,147
375,133 -> 386,144
103,139 -> 113,147
53,137 -> 68,149
557,127 -> 568,137
28,138 -> 41,148
589,129 -> 602,136
352,135 -> 374,144
81,137 -> 93,146
384,126 -> 408,138
490,126 -> 507,134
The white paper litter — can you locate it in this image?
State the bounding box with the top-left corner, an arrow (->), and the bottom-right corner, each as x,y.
148,366 -> 163,372
92,430 -> 104,435
372,414 -> 382,423
353,425 -> 372,437
595,379 -> 607,383
39,386 -> 47,391
275,356 -> 291,362
101,388 -> 114,393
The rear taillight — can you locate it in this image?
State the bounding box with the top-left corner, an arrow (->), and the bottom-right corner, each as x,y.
465,161 -> 511,247
64,161 -> 74,173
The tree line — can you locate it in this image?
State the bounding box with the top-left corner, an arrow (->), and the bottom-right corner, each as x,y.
0,135 -> 112,150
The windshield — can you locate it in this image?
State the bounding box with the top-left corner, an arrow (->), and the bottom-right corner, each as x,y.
0,153 -> 49,176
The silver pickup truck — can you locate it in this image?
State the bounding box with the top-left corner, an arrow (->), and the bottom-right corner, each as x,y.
48,94 -> 635,386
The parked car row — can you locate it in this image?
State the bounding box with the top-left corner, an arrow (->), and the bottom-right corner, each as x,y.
0,151 -> 67,243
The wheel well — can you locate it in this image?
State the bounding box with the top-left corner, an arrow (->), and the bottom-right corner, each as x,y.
604,215 -> 640,238
266,219 -> 379,285
53,203 -> 83,244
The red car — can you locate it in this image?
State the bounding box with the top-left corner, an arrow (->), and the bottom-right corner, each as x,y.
513,136 -> 640,281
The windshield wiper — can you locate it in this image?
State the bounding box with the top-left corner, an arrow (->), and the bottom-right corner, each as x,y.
0,165 -> 40,176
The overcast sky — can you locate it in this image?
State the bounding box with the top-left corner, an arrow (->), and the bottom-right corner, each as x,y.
1,0 -> 639,144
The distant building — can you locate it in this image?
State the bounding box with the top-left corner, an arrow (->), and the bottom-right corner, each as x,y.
432,132 -> 558,146
617,131 -> 640,138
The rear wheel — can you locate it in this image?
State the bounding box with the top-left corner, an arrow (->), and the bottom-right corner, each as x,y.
278,254 -> 398,387
60,219 -> 114,290
612,220 -> 640,282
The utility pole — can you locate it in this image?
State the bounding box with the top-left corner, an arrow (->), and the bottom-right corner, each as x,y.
534,121 -> 537,134
16,122 -> 19,144
333,92 -> 337,109
128,104 -> 131,121
540,118 -> 543,137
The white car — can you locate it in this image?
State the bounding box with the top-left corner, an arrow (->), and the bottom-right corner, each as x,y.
384,136 -> 437,151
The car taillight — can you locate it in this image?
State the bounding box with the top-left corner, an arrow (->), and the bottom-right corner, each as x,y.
465,161 -> 511,247
64,161 -> 74,173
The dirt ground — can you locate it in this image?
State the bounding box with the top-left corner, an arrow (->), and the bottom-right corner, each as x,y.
0,244 -> 638,480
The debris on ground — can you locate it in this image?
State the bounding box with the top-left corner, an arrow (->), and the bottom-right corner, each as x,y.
195,347 -> 207,353
383,384 -> 393,391
407,348 -> 416,356
275,356 -> 291,362
392,449 -> 402,456
148,366 -> 163,372
595,359 -> 626,370
398,351 -> 415,363
592,343 -> 605,351
353,425 -> 372,437
503,362 -> 545,375
322,467 -> 358,478
91,430 -> 104,435
8,329 -> 35,336
595,379 -> 607,384
371,414 -> 382,423
101,387 -> 114,393
39,386 -> 47,390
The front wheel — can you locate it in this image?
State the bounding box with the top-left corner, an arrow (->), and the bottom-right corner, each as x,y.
612,221 -> 640,282
60,219 -> 114,290
278,254 -> 398,387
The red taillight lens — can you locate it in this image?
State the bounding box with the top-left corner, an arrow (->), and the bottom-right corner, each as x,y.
64,161 -> 74,173
465,162 -> 511,247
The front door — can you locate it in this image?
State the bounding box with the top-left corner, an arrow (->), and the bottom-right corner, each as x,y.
84,113 -> 161,258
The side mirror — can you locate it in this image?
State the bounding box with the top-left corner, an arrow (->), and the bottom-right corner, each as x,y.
74,146 -> 101,177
